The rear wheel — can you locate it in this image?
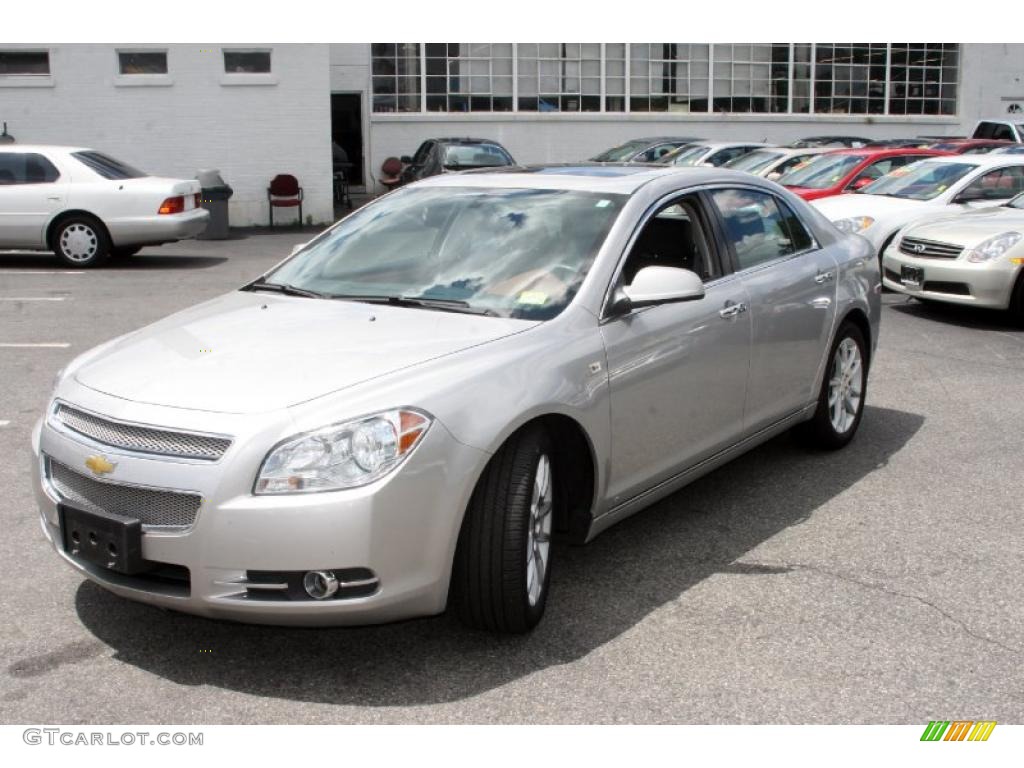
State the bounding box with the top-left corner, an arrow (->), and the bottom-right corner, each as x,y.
451,425 -> 554,633
797,322 -> 868,450
51,216 -> 110,268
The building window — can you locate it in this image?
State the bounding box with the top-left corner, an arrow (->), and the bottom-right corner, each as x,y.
888,44 -> 959,116
517,43 -> 601,112
118,51 -> 168,75
426,44 -> 513,112
369,43 -> 959,117
372,43 -> 421,113
0,50 -> 50,75
630,44 -> 709,113
223,50 -> 271,74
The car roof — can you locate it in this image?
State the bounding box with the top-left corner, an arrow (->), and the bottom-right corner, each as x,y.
412,163 -> 749,194
431,137 -> 509,146
0,144 -> 90,154
920,153 -> 1024,168
821,147 -> 949,159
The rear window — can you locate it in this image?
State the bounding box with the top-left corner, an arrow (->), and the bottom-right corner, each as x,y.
71,151 -> 147,180
441,144 -> 513,168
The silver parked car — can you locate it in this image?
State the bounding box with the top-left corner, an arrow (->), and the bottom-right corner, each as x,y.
33,165 -> 880,633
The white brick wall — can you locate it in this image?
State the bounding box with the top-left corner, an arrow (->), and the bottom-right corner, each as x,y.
0,43 -> 333,226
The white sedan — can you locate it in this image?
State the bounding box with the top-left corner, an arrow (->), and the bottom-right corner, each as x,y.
0,145 -> 209,267
812,155 -> 1024,259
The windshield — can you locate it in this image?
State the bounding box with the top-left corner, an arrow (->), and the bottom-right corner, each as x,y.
264,187 -> 626,320
778,154 -> 862,189
660,145 -> 709,166
724,150 -> 784,174
859,160 -> 978,201
441,144 -> 512,169
71,151 -> 147,180
590,141 -> 649,162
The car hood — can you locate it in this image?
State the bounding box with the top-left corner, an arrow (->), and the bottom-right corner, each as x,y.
74,291 -> 536,414
812,192 -> 931,221
903,206 -> 1024,247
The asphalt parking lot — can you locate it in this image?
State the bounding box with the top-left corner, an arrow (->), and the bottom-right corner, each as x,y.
1,234 -> 1022,725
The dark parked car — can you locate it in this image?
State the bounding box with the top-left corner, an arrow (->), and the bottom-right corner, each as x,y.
401,138 -> 515,184
788,136 -> 871,149
590,136 -> 703,163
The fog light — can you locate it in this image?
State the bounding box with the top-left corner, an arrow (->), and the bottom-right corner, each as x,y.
303,570 -> 339,600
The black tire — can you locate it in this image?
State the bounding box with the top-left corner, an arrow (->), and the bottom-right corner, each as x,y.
797,322 -> 868,450
51,215 -> 110,268
1009,273 -> 1024,327
111,245 -> 143,259
451,425 -> 555,633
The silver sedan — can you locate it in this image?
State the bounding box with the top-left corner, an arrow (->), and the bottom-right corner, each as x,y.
33,165 -> 880,633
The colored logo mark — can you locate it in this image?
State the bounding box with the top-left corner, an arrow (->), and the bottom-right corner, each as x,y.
920,721 -> 996,742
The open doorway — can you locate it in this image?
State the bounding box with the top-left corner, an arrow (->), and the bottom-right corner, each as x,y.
330,93 -> 364,211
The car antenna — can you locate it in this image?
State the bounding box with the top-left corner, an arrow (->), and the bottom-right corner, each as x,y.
0,122 -> 14,145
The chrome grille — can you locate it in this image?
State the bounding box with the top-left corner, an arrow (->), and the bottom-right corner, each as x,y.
54,403 -> 231,461
47,457 -> 202,529
899,236 -> 963,259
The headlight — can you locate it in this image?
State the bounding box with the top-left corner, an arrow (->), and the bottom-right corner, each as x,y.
254,409 -> 431,494
833,216 -> 875,234
964,231 -> 1022,263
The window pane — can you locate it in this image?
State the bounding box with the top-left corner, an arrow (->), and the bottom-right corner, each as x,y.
0,152 -> 60,184
372,43 -> 421,112
0,50 -> 50,75
224,51 -> 271,74
118,52 -> 167,75
710,189 -> 797,270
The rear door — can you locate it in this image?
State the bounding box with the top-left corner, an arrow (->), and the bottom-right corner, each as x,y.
0,151 -> 66,248
707,187 -> 838,433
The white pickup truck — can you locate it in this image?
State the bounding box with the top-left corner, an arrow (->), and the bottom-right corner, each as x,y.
972,118 -> 1024,143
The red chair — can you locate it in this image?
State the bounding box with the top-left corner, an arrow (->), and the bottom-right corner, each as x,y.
379,157 -> 404,194
267,174 -> 303,228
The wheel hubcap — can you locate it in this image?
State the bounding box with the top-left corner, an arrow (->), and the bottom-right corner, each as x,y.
828,337 -> 863,434
60,224 -> 98,262
526,453 -> 553,607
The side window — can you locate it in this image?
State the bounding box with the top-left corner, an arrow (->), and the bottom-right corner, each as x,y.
709,147 -> 745,166
992,124 -> 1014,141
710,188 -> 802,270
962,166 -> 1024,200
635,144 -> 675,163
620,195 -> 718,286
0,152 -> 60,185
411,141 -> 433,166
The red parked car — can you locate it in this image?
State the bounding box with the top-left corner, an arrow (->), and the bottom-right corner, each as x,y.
924,138 -> 1016,155
778,147 -> 951,201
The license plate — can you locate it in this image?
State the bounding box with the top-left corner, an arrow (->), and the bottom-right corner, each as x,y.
900,265 -> 924,288
59,505 -> 146,574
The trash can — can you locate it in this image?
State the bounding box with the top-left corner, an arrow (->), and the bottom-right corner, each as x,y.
196,169 -> 233,240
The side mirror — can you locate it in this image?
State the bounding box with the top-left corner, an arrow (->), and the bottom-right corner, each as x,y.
400,155 -> 412,164
620,266 -> 705,310
847,176 -> 875,192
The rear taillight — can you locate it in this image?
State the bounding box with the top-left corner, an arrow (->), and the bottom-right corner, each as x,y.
158,196 -> 185,215
194,192 -> 202,207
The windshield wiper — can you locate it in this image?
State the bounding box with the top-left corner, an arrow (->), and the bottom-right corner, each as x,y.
241,279 -> 328,299
328,294 -> 497,316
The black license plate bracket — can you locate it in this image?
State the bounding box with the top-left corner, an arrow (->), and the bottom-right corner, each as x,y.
59,505 -> 146,575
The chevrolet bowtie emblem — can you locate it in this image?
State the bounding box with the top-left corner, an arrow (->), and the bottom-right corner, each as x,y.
85,455 -> 116,476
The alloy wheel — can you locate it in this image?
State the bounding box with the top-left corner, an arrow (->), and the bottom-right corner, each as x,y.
828,337 -> 863,434
525,453 -> 553,607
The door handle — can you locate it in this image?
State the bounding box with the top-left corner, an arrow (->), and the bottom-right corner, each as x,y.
47,196 -> 61,201
719,302 -> 748,319
814,271 -> 835,284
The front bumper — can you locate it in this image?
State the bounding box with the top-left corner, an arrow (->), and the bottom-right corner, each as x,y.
32,386 -> 488,626
881,245 -> 1019,309
107,208 -> 210,247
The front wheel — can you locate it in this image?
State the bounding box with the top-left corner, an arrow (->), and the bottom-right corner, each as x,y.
52,216 -> 110,268
451,425 -> 555,633
797,322 -> 868,450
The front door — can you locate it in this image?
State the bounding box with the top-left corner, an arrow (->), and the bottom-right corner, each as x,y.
600,194 -> 752,506
707,187 -> 838,433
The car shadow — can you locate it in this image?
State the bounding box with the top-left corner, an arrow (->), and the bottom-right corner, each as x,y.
74,405 -> 923,708
0,253 -> 228,270
886,294 -> 1021,331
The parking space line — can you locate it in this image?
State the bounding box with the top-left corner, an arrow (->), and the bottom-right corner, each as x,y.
0,343 -> 70,348
0,297 -> 67,302
0,420 -> 9,427
2,270 -> 84,275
